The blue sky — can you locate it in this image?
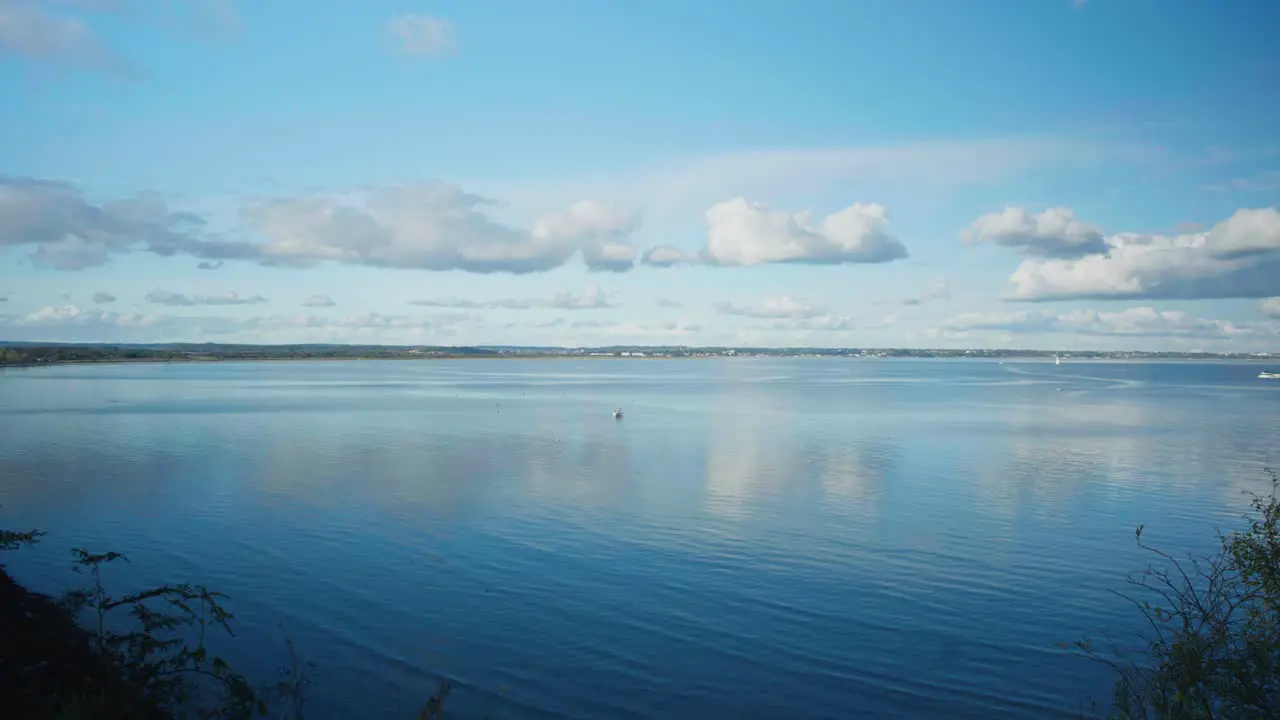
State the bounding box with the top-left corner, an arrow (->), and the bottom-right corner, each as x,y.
2,0 -> 1279,350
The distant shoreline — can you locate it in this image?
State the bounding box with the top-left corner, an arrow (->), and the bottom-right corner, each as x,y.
2,348 -> 1276,371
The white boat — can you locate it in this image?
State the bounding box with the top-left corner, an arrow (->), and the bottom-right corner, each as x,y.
1260,371 -> 1280,379
613,408 -> 624,419
1055,355 -> 1061,366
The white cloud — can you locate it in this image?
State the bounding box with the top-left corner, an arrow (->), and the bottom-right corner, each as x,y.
303,294 -> 335,308
695,198 -> 908,267
0,304 -> 475,343
385,14 -> 453,56
410,297 -> 532,310
547,284 -> 613,309
568,320 -> 704,340
13,304 -> 149,326
640,245 -> 695,267
1006,207 -> 1280,300
92,291 -> 116,303
749,315 -> 857,333
146,289 -> 267,306
0,178 -> 645,275
409,284 -> 614,311
0,0 -> 136,76
963,206 -> 1107,259
240,185 -> 641,273
714,296 -> 828,319
0,177 -> 224,270
531,201 -> 639,272
1260,298 -> 1280,319
941,306 -> 1265,339
744,313 -> 901,334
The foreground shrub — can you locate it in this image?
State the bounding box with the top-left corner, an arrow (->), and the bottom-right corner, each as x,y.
1078,470 -> 1280,719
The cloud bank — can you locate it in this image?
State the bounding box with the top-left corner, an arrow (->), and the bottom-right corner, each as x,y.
145,290 -> 268,306
987,207 -> 1280,301
0,303 -> 474,343
941,306 -> 1268,340
0,178 -> 647,275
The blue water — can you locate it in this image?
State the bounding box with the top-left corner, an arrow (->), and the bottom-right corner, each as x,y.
2,358 -> 1278,718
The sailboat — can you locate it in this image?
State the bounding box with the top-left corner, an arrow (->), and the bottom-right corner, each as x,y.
1054,355 -> 1061,366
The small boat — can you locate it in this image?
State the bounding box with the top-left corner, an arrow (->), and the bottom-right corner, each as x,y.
1260,370 -> 1280,379
612,408 -> 624,419
1055,355 -> 1061,366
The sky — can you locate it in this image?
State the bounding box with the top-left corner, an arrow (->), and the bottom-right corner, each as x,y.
2,0 -> 1279,351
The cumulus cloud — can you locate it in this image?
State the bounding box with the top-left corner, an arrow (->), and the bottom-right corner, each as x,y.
385,14 -> 453,56
0,177 -> 228,269
239,185 -> 641,273
963,207 -> 1107,259
197,260 -> 222,270
941,306 -> 1265,339
0,178 -> 644,275
146,290 -> 267,306
714,296 -> 828,319
694,198 -> 908,267
1260,298 -> 1280,319
409,284 -> 614,310
530,201 -> 640,272
1006,207 -> 1280,301
303,294 -> 335,308
640,245 -> 695,267
0,0 -> 137,76
92,291 -> 116,304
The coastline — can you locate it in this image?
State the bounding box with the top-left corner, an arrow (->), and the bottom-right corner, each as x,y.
2,343 -> 1276,371
2,354 -> 1277,372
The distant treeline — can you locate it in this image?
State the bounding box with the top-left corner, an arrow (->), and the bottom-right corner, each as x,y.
0,346 -> 184,366
0,344 -> 501,366
0,343 -> 1274,367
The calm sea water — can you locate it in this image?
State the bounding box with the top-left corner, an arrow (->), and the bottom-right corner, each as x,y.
2,358 -> 1278,718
